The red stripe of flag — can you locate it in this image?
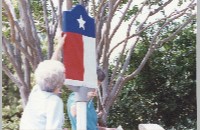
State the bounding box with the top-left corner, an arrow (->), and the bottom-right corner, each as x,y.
63,32 -> 84,81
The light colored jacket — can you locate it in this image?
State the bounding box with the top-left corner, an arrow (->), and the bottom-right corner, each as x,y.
20,85 -> 64,130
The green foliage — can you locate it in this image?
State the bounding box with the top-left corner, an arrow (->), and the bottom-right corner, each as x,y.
178,0 -> 191,6
2,74 -> 22,130
61,86 -> 73,129
124,5 -> 139,21
30,0 -> 54,33
2,104 -> 23,130
72,0 -> 79,5
2,55 -> 22,130
108,25 -> 196,130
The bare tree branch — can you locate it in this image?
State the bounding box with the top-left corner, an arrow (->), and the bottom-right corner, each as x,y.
57,0 -> 64,28
108,37 -> 140,105
49,0 -> 57,25
41,0 -> 54,59
102,1 -> 115,67
149,0 -> 173,16
2,0 -> 15,43
107,1 -> 147,57
2,36 -> 18,70
159,14 -> 196,46
14,21 -> 35,50
2,64 -> 22,88
150,15 -> 184,47
96,0 -> 107,20
96,1 -> 108,46
108,0 -> 196,58
18,0 -> 43,63
108,41 -> 127,89
109,0 -> 133,41
2,36 -> 27,88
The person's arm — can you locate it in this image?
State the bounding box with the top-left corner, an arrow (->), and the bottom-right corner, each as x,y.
87,90 -> 97,99
70,104 -> 77,117
51,30 -> 66,61
46,96 -> 64,130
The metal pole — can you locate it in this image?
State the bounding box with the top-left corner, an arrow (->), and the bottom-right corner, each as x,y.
77,102 -> 87,130
75,87 -> 89,130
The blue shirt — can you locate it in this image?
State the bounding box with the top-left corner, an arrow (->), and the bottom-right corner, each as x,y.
67,92 -> 98,130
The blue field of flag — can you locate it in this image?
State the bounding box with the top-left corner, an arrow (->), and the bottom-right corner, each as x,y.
62,5 -> 95,38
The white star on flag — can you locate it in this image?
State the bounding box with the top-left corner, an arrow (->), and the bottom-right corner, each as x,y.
77,15 -> 86,30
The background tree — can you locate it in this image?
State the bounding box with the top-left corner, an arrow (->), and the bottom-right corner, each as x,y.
2,0 -> 197,126
108,24 -> 196,130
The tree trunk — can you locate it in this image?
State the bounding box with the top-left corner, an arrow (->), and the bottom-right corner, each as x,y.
19,86 -> 30,108
99,109 -> 109,127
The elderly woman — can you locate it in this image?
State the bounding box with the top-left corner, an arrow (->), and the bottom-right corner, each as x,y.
19,60 -> 66,130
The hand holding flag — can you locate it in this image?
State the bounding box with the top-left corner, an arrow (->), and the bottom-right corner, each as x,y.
51,31 -> 66,61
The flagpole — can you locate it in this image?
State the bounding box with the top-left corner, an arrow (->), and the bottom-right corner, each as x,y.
75,87 -> 88,130
77,102 -> 87,130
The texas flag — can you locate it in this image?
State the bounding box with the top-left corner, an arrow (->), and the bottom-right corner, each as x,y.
62,5 -> 98,88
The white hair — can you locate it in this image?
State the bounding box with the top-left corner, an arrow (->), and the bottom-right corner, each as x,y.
34,60 -> 65,92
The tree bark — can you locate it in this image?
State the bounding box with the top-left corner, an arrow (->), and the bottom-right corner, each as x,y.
19,86 -> 30,107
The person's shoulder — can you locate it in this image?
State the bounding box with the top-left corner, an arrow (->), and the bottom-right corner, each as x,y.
67,92 -> 76,104
48,94 -> 63,104
46,95 -> 64,111
68,92 -> 75,98
49,94 -> 61,100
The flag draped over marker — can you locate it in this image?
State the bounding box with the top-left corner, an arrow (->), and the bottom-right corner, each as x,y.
62,5 -> 98,88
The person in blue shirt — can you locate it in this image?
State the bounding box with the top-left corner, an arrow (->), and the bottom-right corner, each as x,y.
67,68 -> 118,130
67,91 -> 98,130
